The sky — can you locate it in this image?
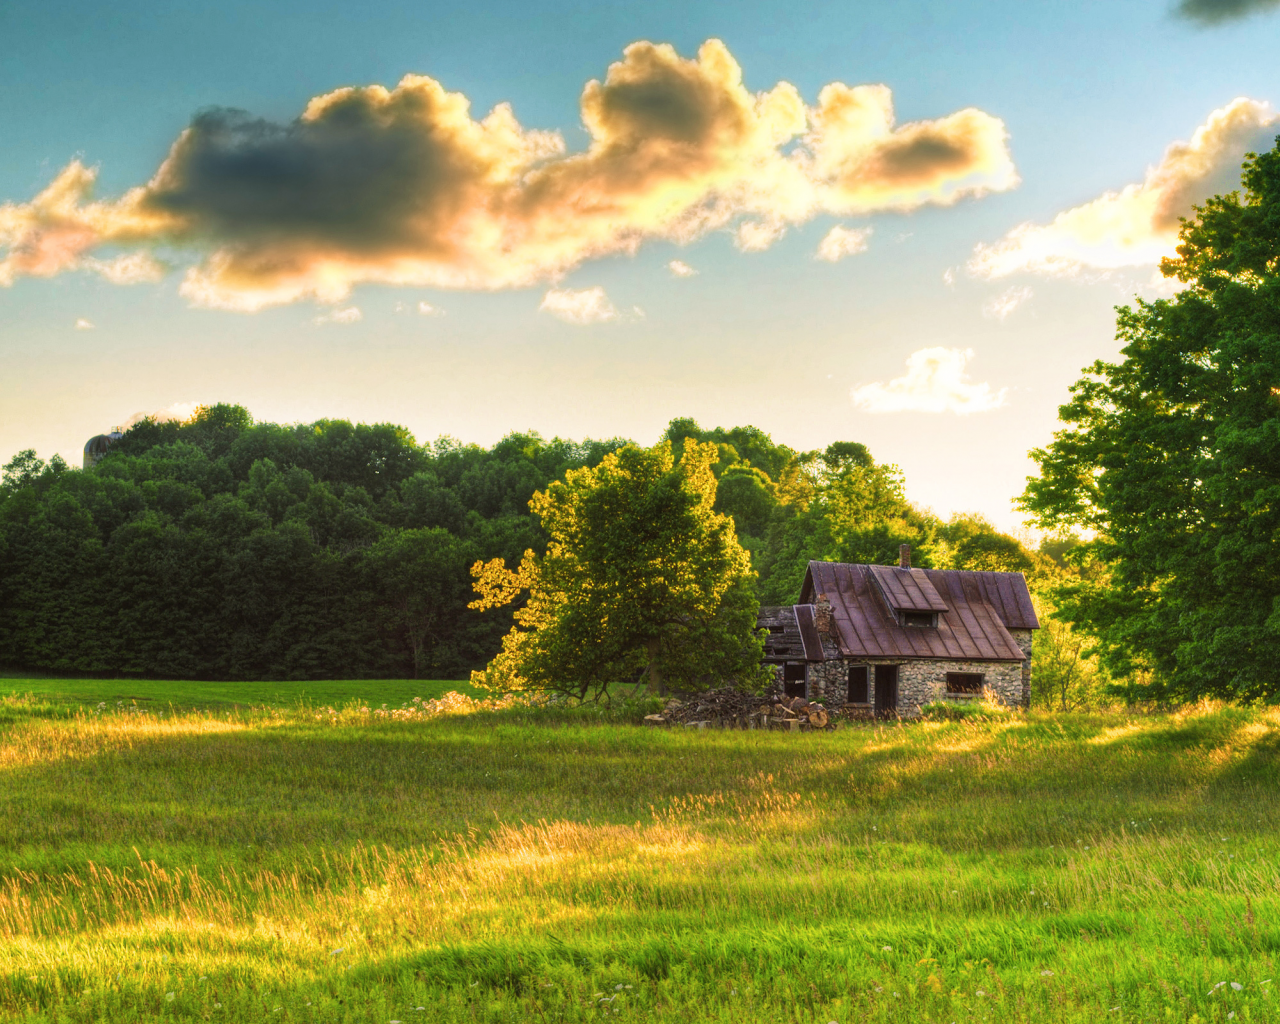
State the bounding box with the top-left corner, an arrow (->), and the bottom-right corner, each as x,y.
2,0 -> 1280,533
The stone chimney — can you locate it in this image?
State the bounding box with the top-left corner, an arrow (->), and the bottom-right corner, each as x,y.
814,593 -> 833,635
899,544 -> 911,569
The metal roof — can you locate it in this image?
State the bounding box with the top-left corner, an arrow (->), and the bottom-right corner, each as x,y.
794,560 -> 1036,662
867,563 -> 949,612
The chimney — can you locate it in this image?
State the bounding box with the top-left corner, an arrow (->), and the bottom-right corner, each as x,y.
899,544 -> 911,569
814,593 -> 833,636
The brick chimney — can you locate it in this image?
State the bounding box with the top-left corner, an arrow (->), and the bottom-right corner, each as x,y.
814,593 -> 833,635
899,544 -> 911,569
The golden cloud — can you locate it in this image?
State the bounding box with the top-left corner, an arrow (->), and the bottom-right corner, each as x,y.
970,98 -> 1278,278
1,40 -> 1018,310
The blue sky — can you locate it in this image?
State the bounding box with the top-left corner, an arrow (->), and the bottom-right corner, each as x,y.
3,0 -> 1279,531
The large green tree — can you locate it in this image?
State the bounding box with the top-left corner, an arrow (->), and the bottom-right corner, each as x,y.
469,440 -> 766,700
1019,138 -> 1280,701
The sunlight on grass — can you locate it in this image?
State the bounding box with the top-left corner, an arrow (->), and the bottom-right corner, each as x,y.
0,699 -> 1276,1021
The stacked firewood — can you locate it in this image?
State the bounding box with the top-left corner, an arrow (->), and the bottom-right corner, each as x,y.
643,688 -> 836,731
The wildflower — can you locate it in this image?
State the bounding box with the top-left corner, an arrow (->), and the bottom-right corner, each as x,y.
330,947 -> 344,955
615,984 -> 623,991
1232,982 -> 1243,991
1041,970 -> 1054,977
976,990 -> 986,997
166,993 -> 176,1002
882,945 -> 892,951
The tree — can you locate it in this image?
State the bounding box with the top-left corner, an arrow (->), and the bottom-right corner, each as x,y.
469,440 -> 766,700
1019,137 -> 1280,702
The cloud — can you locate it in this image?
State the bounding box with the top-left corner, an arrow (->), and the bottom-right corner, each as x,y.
0,40 -> 1018,309
943,267 -> 956,287
83,252 -> 166,284
313,305 -> 362,324
816,224 -> 872,261
734,219 -> 787,252
539,286 -> 622,324
851,347 -> 1007,414
982,285 -> 1032,320
667,259 -> 698,277
970,98 -> 1279,278
417,301 -> 442,315
124,401 -> 200,427
74,318 -> 94,330
1175,0 -> 1280,24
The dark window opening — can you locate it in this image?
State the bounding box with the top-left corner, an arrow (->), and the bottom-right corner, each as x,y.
946,672 -> 984,694
772,646 -> 791,655
902,611 -> 937,627
847,665 -> 869,704
767,626 -> 786,634
783,662 -> 806,698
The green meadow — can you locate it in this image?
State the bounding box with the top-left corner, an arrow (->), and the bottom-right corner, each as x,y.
0,683 -> 1277,1023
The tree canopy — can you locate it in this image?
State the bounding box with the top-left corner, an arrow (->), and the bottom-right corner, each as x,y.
1,405 -> 1043,685
469,440 -> 765,699
1019,137 -> 1280,702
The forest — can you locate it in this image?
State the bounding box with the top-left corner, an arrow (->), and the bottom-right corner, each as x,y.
0,409 -> 1058,684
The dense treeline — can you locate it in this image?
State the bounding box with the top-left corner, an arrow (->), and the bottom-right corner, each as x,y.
0,405 -> 1047,681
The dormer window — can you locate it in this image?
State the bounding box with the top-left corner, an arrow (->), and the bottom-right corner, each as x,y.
902,611 -> 937,628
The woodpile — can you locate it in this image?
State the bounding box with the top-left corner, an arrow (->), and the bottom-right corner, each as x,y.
643,687 -> 836,731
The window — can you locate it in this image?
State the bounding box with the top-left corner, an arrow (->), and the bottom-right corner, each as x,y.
946,672 -> 984,694
902,611 -> 937,627
847,665 -> 869,704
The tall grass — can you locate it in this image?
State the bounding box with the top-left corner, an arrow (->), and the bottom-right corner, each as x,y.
0,691 -> 1277,1021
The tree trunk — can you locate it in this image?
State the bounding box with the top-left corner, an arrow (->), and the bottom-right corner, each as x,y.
646,638 -> 665,696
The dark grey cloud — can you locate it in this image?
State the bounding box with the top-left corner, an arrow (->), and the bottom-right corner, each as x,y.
1176,0 -> 1280,24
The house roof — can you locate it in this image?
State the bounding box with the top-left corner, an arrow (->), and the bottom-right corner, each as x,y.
758,604 -> 825,662
792,560 -> 1038,663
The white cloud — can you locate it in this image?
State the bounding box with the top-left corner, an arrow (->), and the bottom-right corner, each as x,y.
970,98 -> 1279,278
83,252 -> 166,285
943,267 -> 956,288
417,301 -> 443,315
816,224 -> 872,262
313,305 -> 363,325
851,347 -> 1007,415
123,402 -> 200,428
667,259 -> 698,277
982,286 -> 1033,320
74,318 -> 94,330
734,219 -> 787,252
539,286 -> 621,325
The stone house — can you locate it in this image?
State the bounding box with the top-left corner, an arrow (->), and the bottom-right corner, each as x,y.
758,546 -> 1038,715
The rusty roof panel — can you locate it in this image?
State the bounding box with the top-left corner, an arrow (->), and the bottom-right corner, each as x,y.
867,563 -> 949,612
794,604 -> 825,662
797,560 -> 1032,662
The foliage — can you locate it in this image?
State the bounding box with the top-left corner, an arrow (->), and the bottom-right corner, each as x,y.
0,688 -> 1277,1022
0,406 -> 629,680
1019,137 -> 1280,702
470,441 -> 766,699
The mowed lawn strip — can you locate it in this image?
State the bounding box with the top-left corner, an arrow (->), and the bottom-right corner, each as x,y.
0,676 -> 481,712
0,692 -> 1276,1022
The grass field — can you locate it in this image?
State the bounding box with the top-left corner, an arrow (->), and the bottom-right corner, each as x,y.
0,675 -> 481,712
0,683 -> 1277,1023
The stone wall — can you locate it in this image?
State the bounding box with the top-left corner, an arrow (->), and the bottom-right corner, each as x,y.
1009,628 -> 1033,709
802,656 -> 1026,715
